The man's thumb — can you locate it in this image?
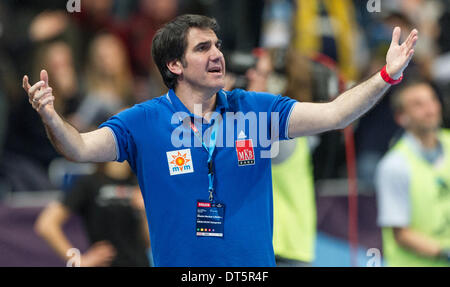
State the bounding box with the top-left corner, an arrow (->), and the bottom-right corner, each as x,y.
40,69 -> 49,88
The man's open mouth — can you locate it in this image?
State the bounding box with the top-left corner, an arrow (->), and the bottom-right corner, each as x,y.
207,67 -> 222,74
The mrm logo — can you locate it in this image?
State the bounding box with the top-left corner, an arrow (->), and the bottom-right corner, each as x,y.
167,149 -> 194,176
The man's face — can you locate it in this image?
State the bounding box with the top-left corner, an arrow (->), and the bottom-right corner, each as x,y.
397,84 -> 442,134
176,28 -> 226,93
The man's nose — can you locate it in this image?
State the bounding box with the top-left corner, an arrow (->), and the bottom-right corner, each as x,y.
209,46 -> 223,61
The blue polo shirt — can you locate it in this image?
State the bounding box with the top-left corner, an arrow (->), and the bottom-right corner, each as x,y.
99,88 -> 297,267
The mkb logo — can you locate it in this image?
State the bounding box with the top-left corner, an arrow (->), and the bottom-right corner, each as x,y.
236,140 -> 255,166
167,149 -> 194,176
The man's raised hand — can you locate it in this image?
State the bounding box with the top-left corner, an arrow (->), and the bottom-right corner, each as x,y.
385,27 -> 419,80
22,69 -> 55,119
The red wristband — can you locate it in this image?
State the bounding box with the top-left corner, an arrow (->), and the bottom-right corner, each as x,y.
380,65 -> 403,85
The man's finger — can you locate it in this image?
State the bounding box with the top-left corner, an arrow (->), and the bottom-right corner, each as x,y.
40,69 -> 49,88
407,49 -> 415,60
404,29 -> 418,50
22,75 -> 31,92
37,96 -> 54,111
33,87 -> 52,101
408,34 -> 419,51
409,36 -> 418,51
28,81 -> 46,96
391,26 -> 401,47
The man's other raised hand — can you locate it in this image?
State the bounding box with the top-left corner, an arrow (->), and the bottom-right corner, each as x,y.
23,69 -> 55,120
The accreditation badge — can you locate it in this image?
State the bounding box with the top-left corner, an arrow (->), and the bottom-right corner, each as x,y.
196,201 -> 225,238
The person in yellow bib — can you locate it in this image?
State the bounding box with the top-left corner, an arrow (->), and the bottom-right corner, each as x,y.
245,50 -> 317,267
375,80 -> 450,267
272,137 -> 316,266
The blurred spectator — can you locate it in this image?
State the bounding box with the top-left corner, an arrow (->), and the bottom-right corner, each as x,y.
35,161 -> 150,267
293,0 -> 364,82
29,11 -> 73,43
0,90 -> 6,161
257,0 -> 349,181
0,39 -> 81,192
272,136 -> 316,267
0,75 -> 59,191
71,0 -> 122,63
0,48 -> 11,193
181,0 -> 265,53
0,4 -> 12,163
120,0 -> 177,101
382,0 -> 444,80
433,3 -> 450,127
375,80 -> 450,266
32,41 -> 82,118
28,10 -> 83,68
437,1 -> 450,55
122,0 -> 178,77
71,33 -> 134,132
0,6 -> 84,192
353,11 -> 423,192
260,0 -> 294,49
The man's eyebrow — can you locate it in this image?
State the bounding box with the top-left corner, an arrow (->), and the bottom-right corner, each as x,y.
194,40 -> 211,47
193,39 -> 222,49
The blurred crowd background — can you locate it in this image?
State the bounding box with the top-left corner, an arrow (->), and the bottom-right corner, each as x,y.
0,0 -> 449,266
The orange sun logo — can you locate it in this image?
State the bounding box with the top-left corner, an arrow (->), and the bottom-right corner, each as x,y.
169,152 -> 190,171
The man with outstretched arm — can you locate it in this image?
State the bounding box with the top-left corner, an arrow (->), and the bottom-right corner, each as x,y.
23,14 -> 418,267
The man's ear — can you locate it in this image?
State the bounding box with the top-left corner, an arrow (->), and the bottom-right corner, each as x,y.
167,59 -> 183,76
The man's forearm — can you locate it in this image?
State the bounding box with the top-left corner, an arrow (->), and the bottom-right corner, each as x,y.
42,112 -> 88,162
23,71 -> 116,163
332,72 -> 390,130
288,70 -> 393,138
41,110 -> 117,163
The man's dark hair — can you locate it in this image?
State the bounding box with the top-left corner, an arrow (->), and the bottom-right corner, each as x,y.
151,14 -> 219,90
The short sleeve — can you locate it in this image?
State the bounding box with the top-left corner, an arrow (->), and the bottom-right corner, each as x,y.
99,106 -> 144,170
246,92 -> 296,141
375,152 -> 411,227
270,95 -> 297,140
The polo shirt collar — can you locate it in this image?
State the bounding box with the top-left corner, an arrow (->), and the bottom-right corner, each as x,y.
167,89 -> 229,121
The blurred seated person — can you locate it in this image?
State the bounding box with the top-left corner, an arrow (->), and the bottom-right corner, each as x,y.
35,161 -> 150,267
0,40 -> 80,191
71,33 -> 134,132
375,80 -> 450,266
